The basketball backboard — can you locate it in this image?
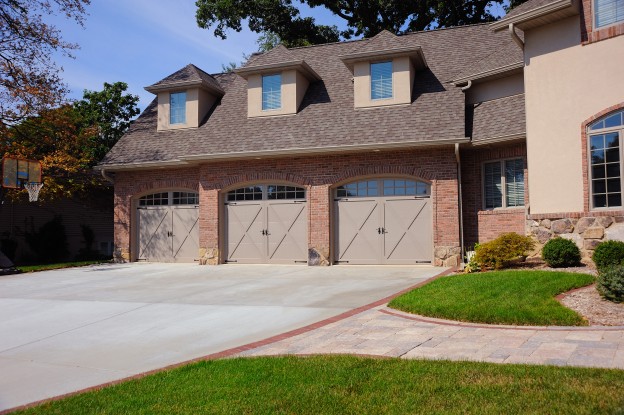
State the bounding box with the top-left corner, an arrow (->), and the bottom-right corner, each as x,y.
1,157 -> 42,189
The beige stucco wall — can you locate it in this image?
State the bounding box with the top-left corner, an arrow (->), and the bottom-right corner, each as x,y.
247,69 -> 308,117
467,73 -> 524,105
524,16 -> 624,214
157,88 -> 216,130
353,56 -> 413,108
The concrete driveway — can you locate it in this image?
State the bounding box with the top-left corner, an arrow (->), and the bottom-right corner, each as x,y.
0,263 -> 443,411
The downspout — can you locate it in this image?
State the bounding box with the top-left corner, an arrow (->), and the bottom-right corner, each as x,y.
461,80 -> 472,92
509,23 -> 525,50
455,143 -> 465,267
100,168 -> 114,184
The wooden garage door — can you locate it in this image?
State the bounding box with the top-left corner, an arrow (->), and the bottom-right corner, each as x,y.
334,179 -> 432,265
137,191 -> 199,263
224,185 -> 307,264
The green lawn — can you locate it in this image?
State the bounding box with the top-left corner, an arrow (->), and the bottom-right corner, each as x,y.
389,270 -> 595,326
15,356 -> 624,415
16,260 -> 110,273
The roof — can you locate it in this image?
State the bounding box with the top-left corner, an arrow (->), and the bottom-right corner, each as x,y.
452,39 -> 524,84
145,64 -> 224,95
471,94 -> 526,143
504,0 -> 560,19
100,24 -> 522,168
490,0 -> 578,31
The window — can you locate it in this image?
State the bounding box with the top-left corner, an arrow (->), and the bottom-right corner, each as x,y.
589,109 -> 624,208
594,0 -> 624,28
262,74 -> 281,110
370,61 -> 393,100
335,179 -> 429,198
227,184 -> 305,201
483,159 -> 525,209
169,92 -> 186,124
139,191 -> 199,206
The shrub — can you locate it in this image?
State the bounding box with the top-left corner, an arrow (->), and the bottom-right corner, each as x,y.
592,240 -> 624,271
542,237 -> 581,268
473,233 -> 535,270
597,265 -> 624,302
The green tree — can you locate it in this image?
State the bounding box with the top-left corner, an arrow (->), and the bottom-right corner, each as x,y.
196,0 -> 529,47
74,82 -> 140,162
0,0 -> 90,129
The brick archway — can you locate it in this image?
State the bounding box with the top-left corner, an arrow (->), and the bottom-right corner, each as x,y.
217,172 -> 311,190
331,165 -> 435,186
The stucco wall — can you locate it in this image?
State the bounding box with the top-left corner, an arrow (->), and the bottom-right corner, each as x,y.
353,56 -> 413,108
524,16 -> 624,214
247,70 -> 308,117
466,73 -> 524,105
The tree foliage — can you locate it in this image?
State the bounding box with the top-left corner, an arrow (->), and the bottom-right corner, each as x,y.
1,82 -> 139,201
196,0 -> 528,48
0,0 -> 90,129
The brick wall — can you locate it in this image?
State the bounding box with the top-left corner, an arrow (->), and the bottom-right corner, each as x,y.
112,147 -> 461,265
460,142 -> 528,248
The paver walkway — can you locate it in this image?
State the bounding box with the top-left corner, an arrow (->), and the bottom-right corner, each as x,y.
239,305 -> 624,369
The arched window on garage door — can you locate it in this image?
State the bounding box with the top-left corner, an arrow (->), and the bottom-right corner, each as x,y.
224,184 -> 307,264
334,178 -> 432,265
136,191 -> 199,263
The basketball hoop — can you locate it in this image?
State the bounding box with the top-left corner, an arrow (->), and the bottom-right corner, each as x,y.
24,182 -> 43,202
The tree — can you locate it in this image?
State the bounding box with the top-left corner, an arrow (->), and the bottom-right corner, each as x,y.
196,0 -> 529,47
74,82 -> 140,162
0,0 -> 90,129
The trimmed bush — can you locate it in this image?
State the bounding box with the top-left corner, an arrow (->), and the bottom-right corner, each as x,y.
542,237 -> 581,268
473,233 -> 535,270
592,240 -> 624,271
597,265 -> 624,302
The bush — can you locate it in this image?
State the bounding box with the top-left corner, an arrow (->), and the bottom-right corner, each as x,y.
542,237 -> 581,268
597,265 -> 624,302
592,240 -> 624,271
473,233 -> 535,270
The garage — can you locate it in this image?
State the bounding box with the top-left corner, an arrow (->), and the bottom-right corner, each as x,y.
136,191 -> 199,262
334,178 -> 432,265
224,184 -> 308,264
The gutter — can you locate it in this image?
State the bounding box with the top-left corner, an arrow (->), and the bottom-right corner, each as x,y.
489,0 -> 576,32
452,61 -> 524,86
100,168 -> 115,184
455,143 -> 465,267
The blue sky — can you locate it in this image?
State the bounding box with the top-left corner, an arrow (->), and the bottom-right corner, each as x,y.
52,1 -> 507,110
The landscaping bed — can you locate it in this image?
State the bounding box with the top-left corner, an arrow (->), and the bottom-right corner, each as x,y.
16,260 -> 110,273
14,356 -> 624,415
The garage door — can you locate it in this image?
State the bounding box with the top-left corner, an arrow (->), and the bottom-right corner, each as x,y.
137,191 -> 199,263
224,185 -> 307,264
334,179 -> 432,265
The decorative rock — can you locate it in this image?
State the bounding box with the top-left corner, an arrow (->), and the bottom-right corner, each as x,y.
561,233 -> 583,249
449,246 -> 462,256
583,226 -> 604,240
308,248 -> 329,266
605,223 -> 624,242
434,246 -> 449,260
551,219 -> 574,234
596,216 -> 614,228
533,227 -> 552,244
584,239 -> 602,250
575,217 -> 596,234
541,219 -> 551,229
444,254 -> 460,269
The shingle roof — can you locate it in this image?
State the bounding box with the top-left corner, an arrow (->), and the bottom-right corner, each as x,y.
503,0 -> 560,19
101,24 -> 521,167
347,30 -> 406,54
472,94 -> 526,142
146,64 -> 224,94
452,38 -> 523,83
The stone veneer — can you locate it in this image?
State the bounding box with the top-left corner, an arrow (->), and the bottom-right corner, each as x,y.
527,214 -> 624,262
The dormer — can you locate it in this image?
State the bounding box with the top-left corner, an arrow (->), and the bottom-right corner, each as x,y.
340,30 -> 427,109
145,64 -> 225,131
235,45 -> 321,118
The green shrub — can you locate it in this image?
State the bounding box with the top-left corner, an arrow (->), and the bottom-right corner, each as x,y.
473,233 -> 535,270
592,240 -> 624,271
542,237 -> 581,268
597,265 -> 624,302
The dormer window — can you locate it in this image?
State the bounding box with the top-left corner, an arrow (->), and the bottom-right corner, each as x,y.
594,0 -> 624,28
262,74 -> 282,111
371,62 -> 393,100
169,91 -> 187,124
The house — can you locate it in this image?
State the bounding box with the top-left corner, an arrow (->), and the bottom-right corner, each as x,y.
98,0 -> 624,267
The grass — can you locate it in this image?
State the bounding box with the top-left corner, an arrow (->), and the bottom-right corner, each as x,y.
14,356 -> 624,415
389,270 -> 595,326
16,260 -> 110,273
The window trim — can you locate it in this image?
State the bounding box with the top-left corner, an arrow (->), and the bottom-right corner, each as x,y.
587,111 -> 624,210
169,91 -> 187,125
593,0 -> 624,30
481,157 -> 525,210
261,73 -> 282,111
370,61 -> 394,101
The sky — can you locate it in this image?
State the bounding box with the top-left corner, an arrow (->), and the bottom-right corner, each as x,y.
51,1 -> 507,111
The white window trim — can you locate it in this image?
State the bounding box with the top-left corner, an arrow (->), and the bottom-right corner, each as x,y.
588,121 -> 624,210
593,0 -> 624,30
370,61 -> 394,101
261,73 -> 282,112
481,158 -> 525,210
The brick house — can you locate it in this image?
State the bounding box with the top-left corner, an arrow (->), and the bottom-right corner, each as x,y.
98,0 -> 624,267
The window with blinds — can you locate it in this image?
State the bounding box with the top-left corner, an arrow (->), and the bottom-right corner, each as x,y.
483,159 -> 525,209
595,0 -> 624,28
262,74 -> 282,110
370,61 -> 393,100
169,92 -> 186,125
